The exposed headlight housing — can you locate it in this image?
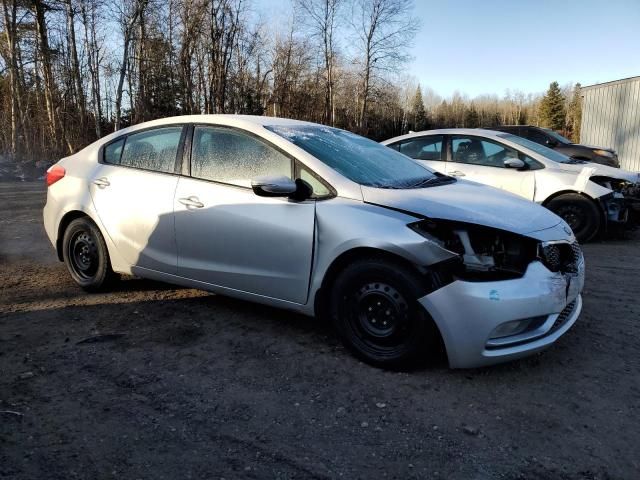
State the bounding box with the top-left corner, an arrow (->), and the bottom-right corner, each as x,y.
408,219 -> 538,281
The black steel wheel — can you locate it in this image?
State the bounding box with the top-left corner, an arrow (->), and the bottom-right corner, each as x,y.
546,193 -> 601,243
329,257 -> 441,369
62,217 -> 117,292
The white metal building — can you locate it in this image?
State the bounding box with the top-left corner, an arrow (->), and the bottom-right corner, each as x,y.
580,76 -> 640,171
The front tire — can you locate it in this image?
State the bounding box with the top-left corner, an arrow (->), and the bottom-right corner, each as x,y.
328,257 -> 440,369
62,217 -> 117,292
546,193 -> 601,243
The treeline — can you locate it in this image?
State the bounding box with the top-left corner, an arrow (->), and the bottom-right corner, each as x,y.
0,0 -> 582,165
407,80 -> 582,141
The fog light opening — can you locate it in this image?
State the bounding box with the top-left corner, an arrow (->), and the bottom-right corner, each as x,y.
489,316 -> 546,339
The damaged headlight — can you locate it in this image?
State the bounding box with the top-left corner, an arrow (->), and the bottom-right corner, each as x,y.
408,219 -> 539,280
591,176 -> 640,198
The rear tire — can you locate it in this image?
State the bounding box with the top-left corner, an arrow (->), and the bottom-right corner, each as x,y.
546,193 -> 601,243
328,257 -> 441,369
62,217 -> 118,292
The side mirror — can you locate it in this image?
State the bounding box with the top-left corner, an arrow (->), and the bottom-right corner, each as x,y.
503,158 -> 525,169
251,175 -> 298,197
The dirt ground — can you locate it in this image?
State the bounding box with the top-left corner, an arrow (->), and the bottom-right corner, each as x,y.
1,182 -> 639,480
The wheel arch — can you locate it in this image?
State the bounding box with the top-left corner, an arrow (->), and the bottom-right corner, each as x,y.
56,210 -> 91,261
313,246 -> 448,365
314,246 -> 437,319
541,190 -> 606,235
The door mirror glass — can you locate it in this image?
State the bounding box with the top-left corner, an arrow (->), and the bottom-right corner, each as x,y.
251,175 -> 298,197
504,158 -> 525,169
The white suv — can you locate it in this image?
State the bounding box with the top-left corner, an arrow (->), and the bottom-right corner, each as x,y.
383,129 -> 640,242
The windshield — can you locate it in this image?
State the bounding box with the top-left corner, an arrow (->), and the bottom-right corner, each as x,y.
541,128 -> 572,144
496,133 -> 572,163
267,125 -> 445,189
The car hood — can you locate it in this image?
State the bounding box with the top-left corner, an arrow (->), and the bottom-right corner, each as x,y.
580,144 -> 615,153
361,180 -> 562,235
554,162 -> 639,182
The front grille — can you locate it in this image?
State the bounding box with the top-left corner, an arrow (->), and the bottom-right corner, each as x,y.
550,300 -> 577,334
539,242 -> 582,274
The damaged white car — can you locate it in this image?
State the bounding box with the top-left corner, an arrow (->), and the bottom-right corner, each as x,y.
44,116 -> 583,369
383,129 -> 640,242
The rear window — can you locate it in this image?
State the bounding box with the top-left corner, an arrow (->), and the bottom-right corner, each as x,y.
119,127 -> 183,173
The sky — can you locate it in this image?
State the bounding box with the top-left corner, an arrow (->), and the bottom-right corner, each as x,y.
255,0 -> 640,98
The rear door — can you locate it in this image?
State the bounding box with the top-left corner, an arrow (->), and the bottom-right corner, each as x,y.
89,126 -> 185,273
444,135 -> 536,200
174,125 -> 316,304
388,135 -> 446,173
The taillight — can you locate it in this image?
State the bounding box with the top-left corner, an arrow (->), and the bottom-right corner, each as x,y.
46,164 -> 65,187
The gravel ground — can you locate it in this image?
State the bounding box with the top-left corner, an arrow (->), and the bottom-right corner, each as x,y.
1,182 -> 639,479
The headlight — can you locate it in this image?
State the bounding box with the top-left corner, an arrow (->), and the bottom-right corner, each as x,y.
593,149 -> 613,158
408,219 -> 538,280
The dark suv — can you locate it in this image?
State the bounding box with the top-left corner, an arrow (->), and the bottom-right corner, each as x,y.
491,125 -> 620,168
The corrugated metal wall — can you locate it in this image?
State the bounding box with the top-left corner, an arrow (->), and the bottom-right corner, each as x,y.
581,77 -> 640,172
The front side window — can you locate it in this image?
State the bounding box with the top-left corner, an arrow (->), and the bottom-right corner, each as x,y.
394,136 -> 444,161
119,127 -> 183,173
266,125 -> 444,189
299,166 -> 331,198
497,133 -> 570,164
542,128 -> 572,145
451,136 -> 521,168
191,126 -> 292,187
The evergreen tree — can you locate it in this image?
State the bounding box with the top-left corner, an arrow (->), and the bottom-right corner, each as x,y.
539,81 -> 566,130
463,103 -> 480,128
411,86 -> 428,131
566,83 -> 582,142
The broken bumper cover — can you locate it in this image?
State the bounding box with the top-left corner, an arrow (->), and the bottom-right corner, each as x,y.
600,192 -> 629,224
419,260 -> 584,368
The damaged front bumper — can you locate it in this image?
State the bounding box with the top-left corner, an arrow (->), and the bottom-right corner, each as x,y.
599,192 -> 629,225
419,259 -> 584,368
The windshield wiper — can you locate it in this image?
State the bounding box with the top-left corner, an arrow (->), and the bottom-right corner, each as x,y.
408,176 -> 455,188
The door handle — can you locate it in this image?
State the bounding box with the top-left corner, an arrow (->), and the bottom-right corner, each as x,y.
178,196 -> 204,209
449,170 -> 466,177
93,177 -> 110,188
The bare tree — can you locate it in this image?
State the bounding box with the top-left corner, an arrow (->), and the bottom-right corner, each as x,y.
296,0 -> 342,125
351,0 -> 418,132
65,0 -> 86,131
79,0 -> 104,137
1,0 -> 23,159
113,0 -> 147,130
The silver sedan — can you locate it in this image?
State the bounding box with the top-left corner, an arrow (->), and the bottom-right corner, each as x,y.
43,115 -> 584,369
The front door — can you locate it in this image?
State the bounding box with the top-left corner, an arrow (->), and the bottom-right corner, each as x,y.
174,125 -> 315,304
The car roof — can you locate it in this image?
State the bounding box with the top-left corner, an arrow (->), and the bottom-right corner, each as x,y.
96,114 -> 318,145
383,128 -> 507,144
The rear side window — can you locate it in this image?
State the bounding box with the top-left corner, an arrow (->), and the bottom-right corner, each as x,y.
191,126 -> 292,187
104,138 -> 125,165
119,127 -> 183,173
394,136 -> 443,161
